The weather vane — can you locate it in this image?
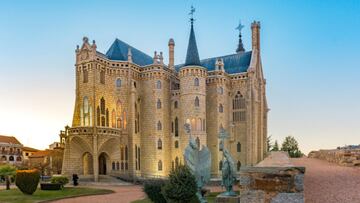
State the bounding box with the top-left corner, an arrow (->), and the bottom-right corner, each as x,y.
189,5 -> 196,24
235,20 -> 244,32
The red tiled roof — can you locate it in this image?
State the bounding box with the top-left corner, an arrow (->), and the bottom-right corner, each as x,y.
0,135 -> 22,145
29,150 -> 52,158
23,146 -> 39,152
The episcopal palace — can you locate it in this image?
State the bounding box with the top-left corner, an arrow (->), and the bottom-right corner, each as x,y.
62,18 -> 268,181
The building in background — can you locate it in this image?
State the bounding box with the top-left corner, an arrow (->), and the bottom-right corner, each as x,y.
0,135 -> 23,165
62,15 -> 268,181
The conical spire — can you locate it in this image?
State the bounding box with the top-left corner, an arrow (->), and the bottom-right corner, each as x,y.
236,21 -> 245,53
185,7 -> 201,66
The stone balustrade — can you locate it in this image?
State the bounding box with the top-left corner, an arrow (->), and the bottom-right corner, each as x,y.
68,126 -> 122,137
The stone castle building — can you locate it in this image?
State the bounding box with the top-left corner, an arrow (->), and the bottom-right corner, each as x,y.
62,18 -> 268,181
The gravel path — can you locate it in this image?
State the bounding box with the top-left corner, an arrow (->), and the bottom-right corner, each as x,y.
292,157 -> 360,203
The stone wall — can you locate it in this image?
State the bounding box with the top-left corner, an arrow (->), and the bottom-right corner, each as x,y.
239,166 -> 305,203
308,149 -> 360,167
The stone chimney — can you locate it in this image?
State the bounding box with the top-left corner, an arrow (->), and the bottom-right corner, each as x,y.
251,21 -> 261,51
168,38 -> 175,69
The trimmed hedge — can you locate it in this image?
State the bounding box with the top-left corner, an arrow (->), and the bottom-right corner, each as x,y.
51,176 -> 69,187
143,179 -> 167,203
15,169 -> 40,195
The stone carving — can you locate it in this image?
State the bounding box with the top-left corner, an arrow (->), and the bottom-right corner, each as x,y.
184,123 -> 211,203
219,127 -> 237,196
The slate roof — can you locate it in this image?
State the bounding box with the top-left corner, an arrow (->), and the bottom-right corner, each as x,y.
184,23 -> 201,66
105,39 -> 153,66
0,135 -> 22,145
29,150 -> 52,158
176,51 -> 252,74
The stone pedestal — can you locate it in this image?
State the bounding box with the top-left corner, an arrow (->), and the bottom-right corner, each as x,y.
215,195 -> 240,203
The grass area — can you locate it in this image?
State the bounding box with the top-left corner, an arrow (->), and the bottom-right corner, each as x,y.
0,187 -> 114,203
132,192 -> 222,203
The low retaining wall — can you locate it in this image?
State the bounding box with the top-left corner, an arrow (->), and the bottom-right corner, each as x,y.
308,149 -> 360,167
239,166 -> 305,203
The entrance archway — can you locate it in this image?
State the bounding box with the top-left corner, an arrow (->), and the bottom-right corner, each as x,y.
83,152 -> 93,175
99,152 -> 109,175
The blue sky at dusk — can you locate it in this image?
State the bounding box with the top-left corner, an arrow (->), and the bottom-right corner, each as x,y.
0,0 -> 359,153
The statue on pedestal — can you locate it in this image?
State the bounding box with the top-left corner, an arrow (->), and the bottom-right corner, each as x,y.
219,127 -> 237,196
183,122 -> 211,203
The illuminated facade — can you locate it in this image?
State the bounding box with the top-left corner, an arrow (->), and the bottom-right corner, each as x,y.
62,19 -> 268,181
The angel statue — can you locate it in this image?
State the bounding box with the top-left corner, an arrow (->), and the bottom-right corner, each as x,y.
219,127 -> 237,196
183,122 -> 211,203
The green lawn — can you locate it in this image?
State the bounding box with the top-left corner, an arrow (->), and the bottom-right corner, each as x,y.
132,192 -> 222,203
0,187 -> 114,203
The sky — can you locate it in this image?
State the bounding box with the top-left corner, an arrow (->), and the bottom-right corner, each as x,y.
0,0 -> 359,153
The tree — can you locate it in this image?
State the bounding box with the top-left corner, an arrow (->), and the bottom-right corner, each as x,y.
272,140 -> 279,151
267,135 -> 272,152
162,165 -> 197,203
0,164 -> 17,190
281,136 -> 303,158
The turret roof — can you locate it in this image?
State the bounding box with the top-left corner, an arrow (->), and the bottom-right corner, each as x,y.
184,23 -> 201,66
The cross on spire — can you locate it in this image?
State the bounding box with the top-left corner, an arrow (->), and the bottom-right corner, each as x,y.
236,20 -> 245,53
189,5 -> 196,25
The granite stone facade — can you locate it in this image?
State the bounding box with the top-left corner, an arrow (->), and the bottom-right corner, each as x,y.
62,21 -> 268,181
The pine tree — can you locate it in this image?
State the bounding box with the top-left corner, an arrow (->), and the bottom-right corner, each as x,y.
272,140 -> 279,151
281,136 -> 303,158
267,135 -> 272,152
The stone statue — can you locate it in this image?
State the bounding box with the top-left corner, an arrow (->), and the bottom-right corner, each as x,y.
183,123 -> 211,203
219,127 -> 237,196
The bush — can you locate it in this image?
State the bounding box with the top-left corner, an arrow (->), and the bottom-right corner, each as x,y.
143,179 -> 167,203
15,169 -> 40,195
51,176 -> 69,187
162,165 -> 197,203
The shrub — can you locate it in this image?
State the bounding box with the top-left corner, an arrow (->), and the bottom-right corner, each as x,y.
51,176 -> 69,187
15,169 -> 40,195
162,165 -> 197,203
143,179 -> 167,203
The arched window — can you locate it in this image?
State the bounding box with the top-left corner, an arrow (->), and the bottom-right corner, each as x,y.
9,156 -> 14,162
233,92 -> 246,122
175,117 -> 179,137
196,137 -> 200,149
191,118 -> 196,131
116,78 -> 121,88
123,111 -> 127,129
219,104 -> 223,113
16,156 -> 21,162
202,119 -> 206,131
237,142 -> 241,152
1,156 -> 6,161
112,109 -> 116,128
172,161 -> 175,171
194,78 -> 199,86
158,160 -> 163,171
219,161 -> 223,170
219,141 -> 223,151
156,80 -> 161,89
83,69 -> 88,83
100,70 -> 105,84
174,101 -> 178,109
237,161 -> 241,171
83,96 -> 91,126
116,162 -> 120,170
137,147 -> 141,170
106,109 -> 109,127
97,106 -> 100,125
195,96 -> 200,107
175,157 -> 179,168
174,140 -> 179,148
157,99 -> 162,109
218,87 -> 223,95
158,139 -> 162,150
171,122 -> 174,133
112,162 -> 115,170
100,98 -> 105,114
157,121 -> 162,131
197,118 -> 202,131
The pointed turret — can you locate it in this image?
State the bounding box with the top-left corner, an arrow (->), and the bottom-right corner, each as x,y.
184,18 -> 201,66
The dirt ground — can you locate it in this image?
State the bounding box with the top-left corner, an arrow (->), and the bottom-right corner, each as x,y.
292,157 -> 360,203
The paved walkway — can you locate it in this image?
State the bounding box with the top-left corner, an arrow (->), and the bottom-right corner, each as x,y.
292,157 -> 360,203
52,185 -> 145,203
